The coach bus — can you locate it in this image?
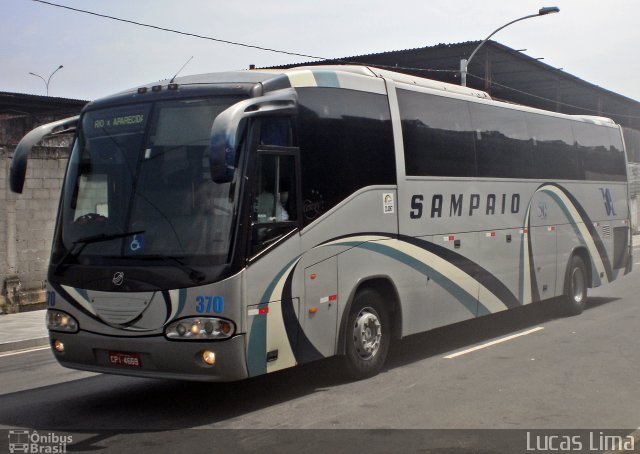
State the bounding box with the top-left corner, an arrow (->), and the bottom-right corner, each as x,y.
10,65 -> 632,381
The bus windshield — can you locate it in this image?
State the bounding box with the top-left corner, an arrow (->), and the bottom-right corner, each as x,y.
56,96 -> 243,280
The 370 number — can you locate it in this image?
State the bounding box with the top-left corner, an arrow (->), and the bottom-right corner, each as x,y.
196,296 -> 224,314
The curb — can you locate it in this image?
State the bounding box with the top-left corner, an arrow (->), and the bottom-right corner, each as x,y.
0,337 -> 50,353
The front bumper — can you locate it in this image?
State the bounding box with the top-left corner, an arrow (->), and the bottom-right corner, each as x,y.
49,330 -> 249,382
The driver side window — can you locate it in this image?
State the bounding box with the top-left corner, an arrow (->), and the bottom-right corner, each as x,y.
250,153 -> 299,257
249,119 -> 299,257
254,154 -> 295,224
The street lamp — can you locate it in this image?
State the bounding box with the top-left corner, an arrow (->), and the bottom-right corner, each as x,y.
460,7 -> 559,86
29,65 -> 64,96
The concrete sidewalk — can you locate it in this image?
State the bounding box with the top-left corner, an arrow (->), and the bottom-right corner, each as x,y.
0,310 -> 49,353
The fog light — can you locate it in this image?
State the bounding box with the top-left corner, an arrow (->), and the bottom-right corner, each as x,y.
53,339 -> 65,353
202,350 -> 216,365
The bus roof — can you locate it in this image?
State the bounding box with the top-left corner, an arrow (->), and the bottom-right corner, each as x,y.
94,65 -> 618,128
100,65 -> 492,102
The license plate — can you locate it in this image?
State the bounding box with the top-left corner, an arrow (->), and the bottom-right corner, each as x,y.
108,351 -> 142,368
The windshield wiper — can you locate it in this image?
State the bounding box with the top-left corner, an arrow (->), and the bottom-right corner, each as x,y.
53,230 -> 145,275
73,230 -> 146,247
128,254 -> 206,284
54,232 -> 205,284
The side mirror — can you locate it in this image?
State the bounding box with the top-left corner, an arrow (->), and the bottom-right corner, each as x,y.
10,115 -> 79,193
210,89 -> 297,183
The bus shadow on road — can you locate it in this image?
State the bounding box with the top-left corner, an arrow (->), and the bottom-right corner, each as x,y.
0,354 -> 348,432
0,297 -> 619,433
385,296 -> 619,370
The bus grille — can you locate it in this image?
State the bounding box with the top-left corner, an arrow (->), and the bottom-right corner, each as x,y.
91,296 -> 151,325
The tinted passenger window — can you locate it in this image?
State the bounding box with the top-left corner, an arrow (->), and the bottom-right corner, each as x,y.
525,113 -> 580,180
573,122 -> 626,181
469,103 -> 533,178
398,90 -> 476,177
608,128 -> 628,180
297,88 -> 395,225
623,127 -> 640,163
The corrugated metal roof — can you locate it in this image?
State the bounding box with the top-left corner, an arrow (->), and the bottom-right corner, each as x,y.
272,40 -> 640,131
0,91 -> 87,117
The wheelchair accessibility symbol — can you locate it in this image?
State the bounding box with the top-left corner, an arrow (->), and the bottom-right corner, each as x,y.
129,234 -> 145,253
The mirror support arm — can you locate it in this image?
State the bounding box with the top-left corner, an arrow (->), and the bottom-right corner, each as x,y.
210,89 -> 297,183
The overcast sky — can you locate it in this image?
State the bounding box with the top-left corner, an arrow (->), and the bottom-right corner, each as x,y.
2,0 -> 639,105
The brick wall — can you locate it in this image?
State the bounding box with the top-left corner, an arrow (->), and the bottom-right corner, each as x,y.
1,145 -> 70,312
0,98 -> 84,312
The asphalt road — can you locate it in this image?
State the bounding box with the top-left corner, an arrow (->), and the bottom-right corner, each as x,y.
1,245 -> 639,453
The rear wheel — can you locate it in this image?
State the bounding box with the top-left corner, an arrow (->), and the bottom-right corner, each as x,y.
342,289 -> 390,380
562,255 -> 588,316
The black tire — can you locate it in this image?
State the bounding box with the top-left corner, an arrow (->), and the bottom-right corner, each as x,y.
342,289 -> 391,380
562,255 -> 588,316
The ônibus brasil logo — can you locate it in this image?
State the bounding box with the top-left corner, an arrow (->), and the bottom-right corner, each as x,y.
8,430 -> 72,453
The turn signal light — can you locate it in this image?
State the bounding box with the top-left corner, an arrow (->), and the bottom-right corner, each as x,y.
165,317 -> 235,340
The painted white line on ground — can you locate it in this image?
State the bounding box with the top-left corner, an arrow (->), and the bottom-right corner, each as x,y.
0,345 -> 50,359
444,327 -> 545,359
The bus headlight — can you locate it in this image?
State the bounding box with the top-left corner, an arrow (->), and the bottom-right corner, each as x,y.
165,317 -> 235,340
47,310 -> 79,333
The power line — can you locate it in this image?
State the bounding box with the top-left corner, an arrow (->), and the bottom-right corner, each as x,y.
32,0 -> 640,120
466,72 -> 640,120
32,0 -> 327,61
33,0 -> 459,74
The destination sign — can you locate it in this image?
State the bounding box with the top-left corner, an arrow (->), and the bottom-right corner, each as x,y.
93,114 -> 145,129
84,104 -> 152,138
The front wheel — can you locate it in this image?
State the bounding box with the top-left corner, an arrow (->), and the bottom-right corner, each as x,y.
561,255 -> 588,316
342,289 -> 390,380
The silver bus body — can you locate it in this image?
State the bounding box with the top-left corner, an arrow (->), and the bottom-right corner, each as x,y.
11,66 -> 632,381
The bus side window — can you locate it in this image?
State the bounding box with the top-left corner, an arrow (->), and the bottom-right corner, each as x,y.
296,88 -> 395,226
574,122 -> 627,182
250,152 -> 299,257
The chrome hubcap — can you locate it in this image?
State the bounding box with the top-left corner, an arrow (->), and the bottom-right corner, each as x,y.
353,307 -> 382,360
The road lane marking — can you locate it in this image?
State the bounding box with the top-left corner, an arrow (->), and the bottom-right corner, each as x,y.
444,327 -> 545,359
0,345 -> 50,358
